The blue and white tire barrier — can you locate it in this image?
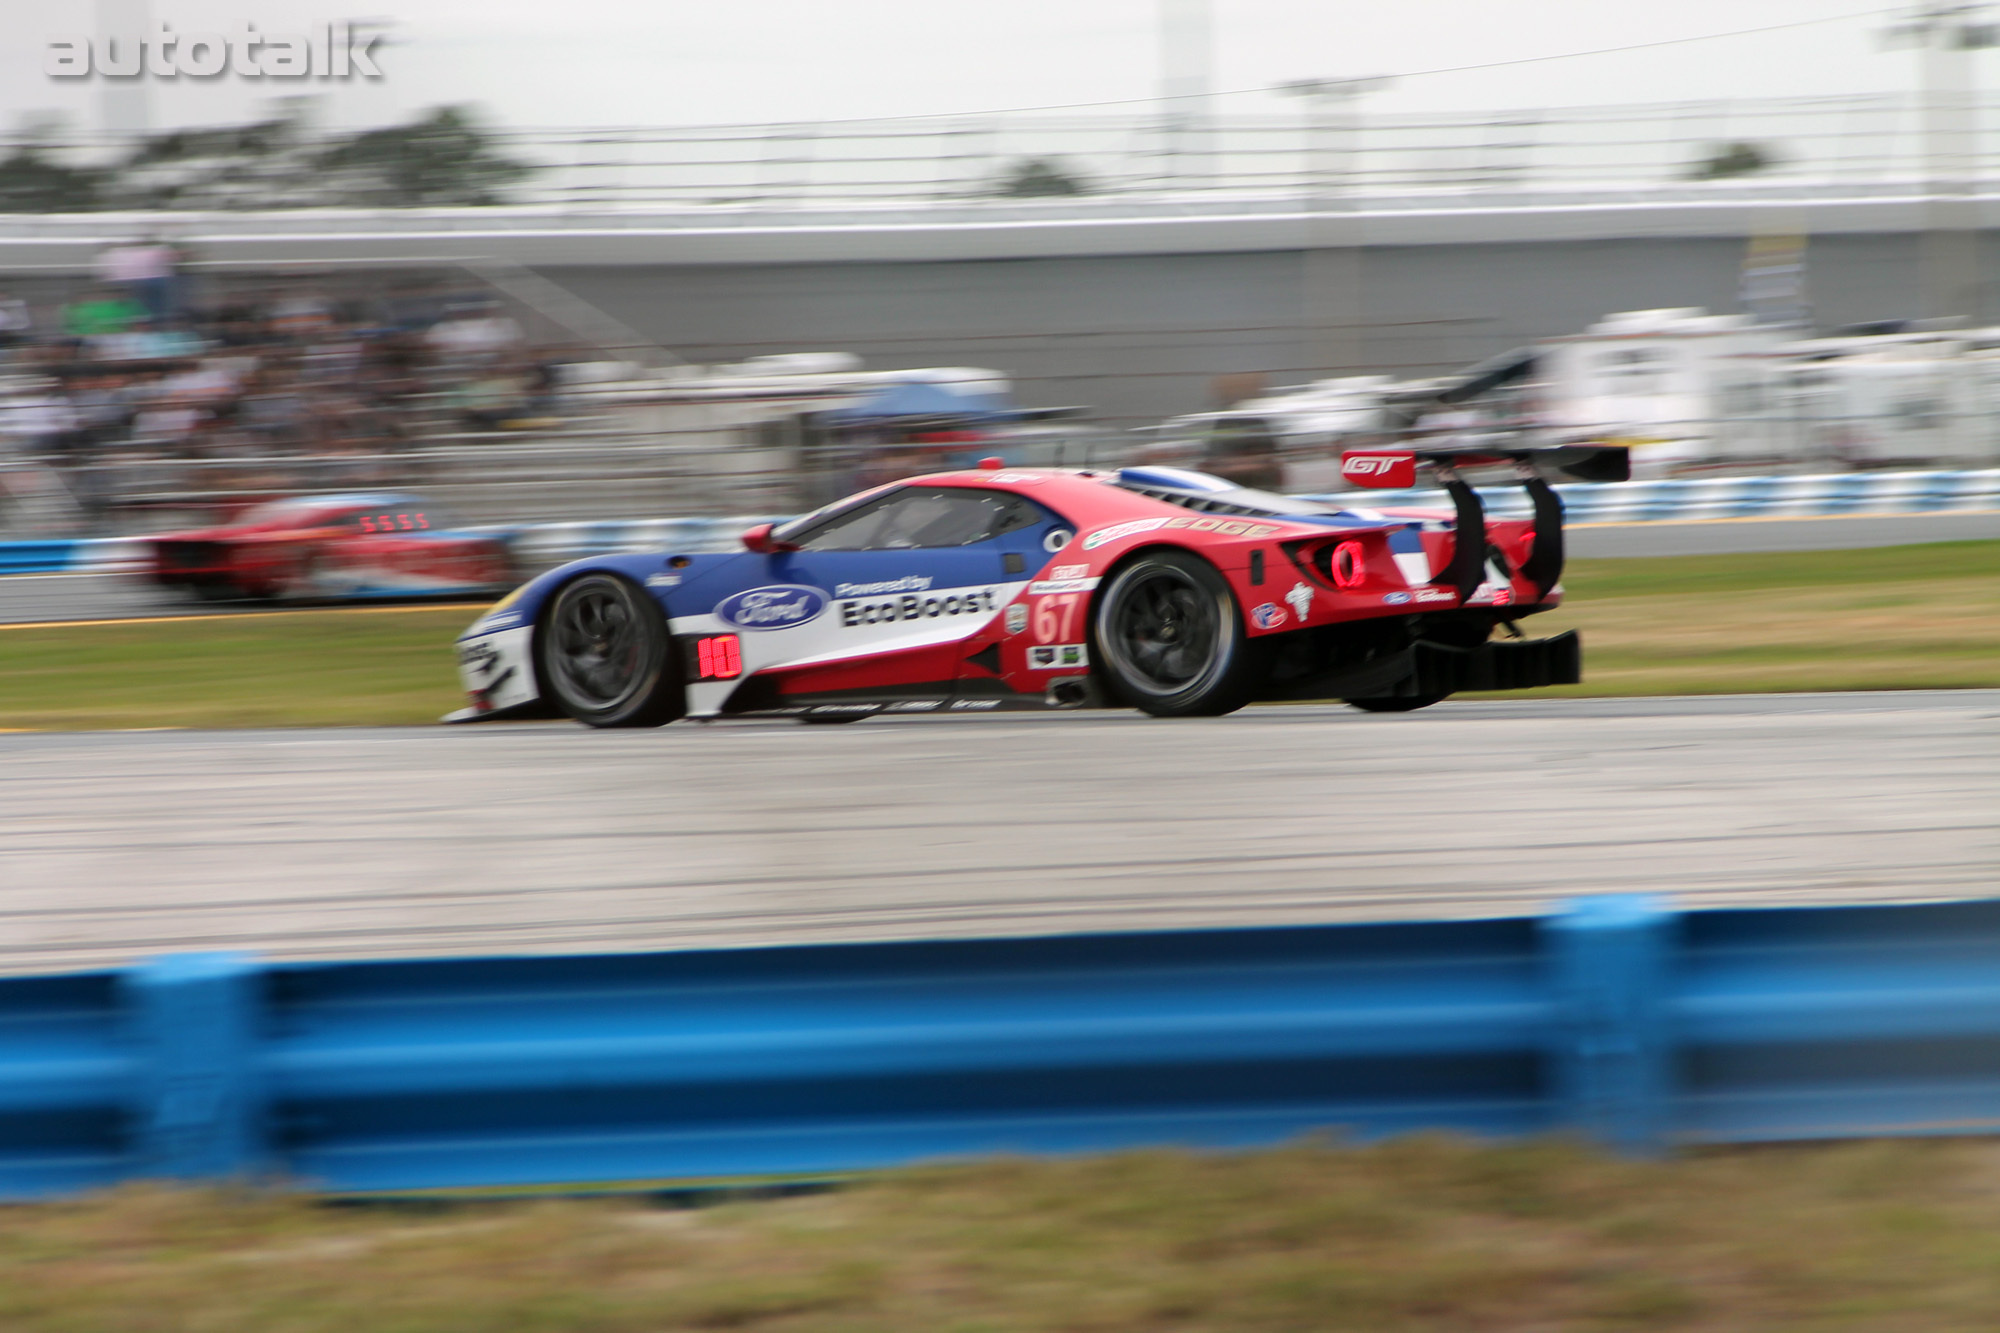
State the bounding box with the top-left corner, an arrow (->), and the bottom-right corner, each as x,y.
5,471 -> 1998,577
0,519 -> 773,578
0,537 -> 151,576
0,540 -> 83,576
1300,469 -> 2000,525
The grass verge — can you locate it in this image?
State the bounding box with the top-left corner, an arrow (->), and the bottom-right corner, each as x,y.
1482,538 -> 2000,697
9,1137 -> 2000,1331
1,541 -> 1996,729
0,605 -> 477,730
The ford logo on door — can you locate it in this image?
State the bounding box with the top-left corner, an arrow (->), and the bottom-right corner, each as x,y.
716,584 -> 828,630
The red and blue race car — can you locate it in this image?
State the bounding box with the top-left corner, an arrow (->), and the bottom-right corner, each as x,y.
447,442 -> 1626,725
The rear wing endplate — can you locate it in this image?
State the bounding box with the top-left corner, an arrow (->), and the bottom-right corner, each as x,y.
1338,444 -> 1630,606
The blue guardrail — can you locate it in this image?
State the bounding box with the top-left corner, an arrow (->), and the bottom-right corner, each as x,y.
0,540 -> 77,576
6,894 -> 2000,1198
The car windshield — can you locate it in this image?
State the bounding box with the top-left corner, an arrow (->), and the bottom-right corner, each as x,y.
770,482 -> 898,546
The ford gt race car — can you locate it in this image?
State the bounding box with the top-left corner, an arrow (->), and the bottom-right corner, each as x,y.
149,493 -> 514,603
447,442 -> 1626,726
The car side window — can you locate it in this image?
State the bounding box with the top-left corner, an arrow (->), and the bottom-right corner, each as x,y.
792,487 -> 1044,551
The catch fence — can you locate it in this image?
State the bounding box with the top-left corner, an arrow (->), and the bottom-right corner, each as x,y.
16,92 -> 2000,213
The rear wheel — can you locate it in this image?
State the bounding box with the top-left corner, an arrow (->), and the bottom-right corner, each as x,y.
537,574 -> 684,728
1092,549 -> 1265,718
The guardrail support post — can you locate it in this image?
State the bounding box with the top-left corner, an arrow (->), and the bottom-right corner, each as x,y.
122,953 -> 265,1182
1548,896 -> 1672,1155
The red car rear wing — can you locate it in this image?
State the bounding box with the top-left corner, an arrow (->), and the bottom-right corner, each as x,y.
1339,443 -> 1631,606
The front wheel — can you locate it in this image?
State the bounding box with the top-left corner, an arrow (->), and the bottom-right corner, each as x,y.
1092,549 -> 1265,717
536,573 -> 684,728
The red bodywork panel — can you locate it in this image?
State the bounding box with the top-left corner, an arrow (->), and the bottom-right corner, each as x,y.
802,468 -> 1563,706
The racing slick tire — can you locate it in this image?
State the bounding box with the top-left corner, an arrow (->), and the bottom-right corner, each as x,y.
1091,548 -> 1266,718
1343,694 -> 1447,713
536,573 -> 685,728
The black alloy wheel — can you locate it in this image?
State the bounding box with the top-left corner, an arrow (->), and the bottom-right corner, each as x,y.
537,573 -> 684,727
1092,549 -> 1265,717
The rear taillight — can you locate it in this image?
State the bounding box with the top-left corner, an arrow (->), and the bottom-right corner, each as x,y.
1330,540 -> 1366,589
1295,534 -> 1383,591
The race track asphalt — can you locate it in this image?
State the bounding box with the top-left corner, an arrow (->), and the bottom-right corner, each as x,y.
3,691 -> 1995,974
5,510 -> 1995,624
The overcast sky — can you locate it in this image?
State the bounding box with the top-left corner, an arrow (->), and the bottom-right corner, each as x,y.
0,1 -> 1961,136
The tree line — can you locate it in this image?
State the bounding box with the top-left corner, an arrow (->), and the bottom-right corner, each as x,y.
0,106 -> 532,212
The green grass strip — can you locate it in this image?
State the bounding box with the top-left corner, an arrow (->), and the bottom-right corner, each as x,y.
2,541 -> 1996,730
1500,539 -> 2000,698
8,1137 -> 2000,1330
1560,536 -> 2000,598
0,606 -> 477,731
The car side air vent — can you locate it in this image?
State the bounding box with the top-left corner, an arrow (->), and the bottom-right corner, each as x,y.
1113,486 -> 1276,518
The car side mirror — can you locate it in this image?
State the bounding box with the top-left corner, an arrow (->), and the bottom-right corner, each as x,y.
741,522 -> 799,553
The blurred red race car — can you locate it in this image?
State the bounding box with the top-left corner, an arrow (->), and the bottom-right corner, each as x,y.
148,492 -> 514,603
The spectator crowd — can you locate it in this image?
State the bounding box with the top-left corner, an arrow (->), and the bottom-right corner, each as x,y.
0,240 -> 564,534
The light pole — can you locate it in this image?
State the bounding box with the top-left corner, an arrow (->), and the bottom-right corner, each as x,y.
1279,77 -> 1389,380
1883,3 -> 1997,321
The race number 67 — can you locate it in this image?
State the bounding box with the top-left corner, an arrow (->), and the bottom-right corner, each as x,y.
1034,593 -> 1079,643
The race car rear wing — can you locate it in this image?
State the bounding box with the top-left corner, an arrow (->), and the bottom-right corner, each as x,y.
1338,442 -> 1631,606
